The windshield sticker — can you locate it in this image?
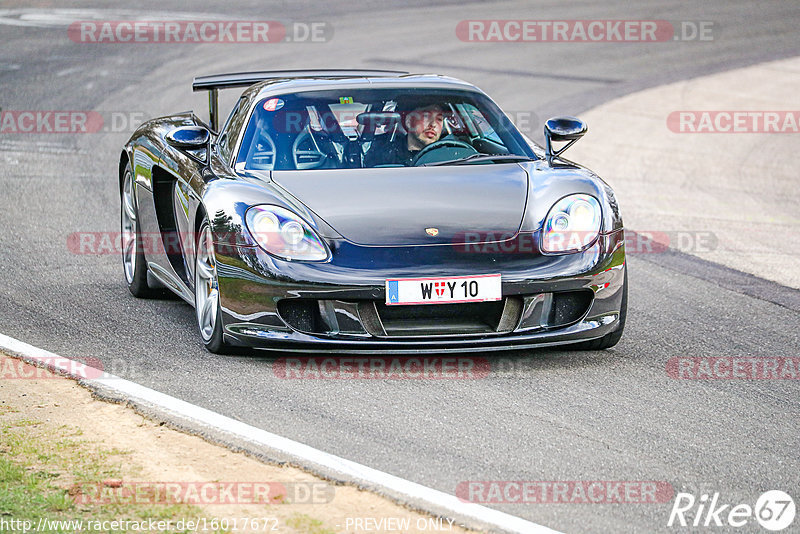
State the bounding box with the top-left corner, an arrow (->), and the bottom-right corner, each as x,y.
339,96 -> 354,104
263,98 -> 284,112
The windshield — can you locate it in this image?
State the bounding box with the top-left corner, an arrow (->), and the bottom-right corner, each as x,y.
234,88 -> 536,171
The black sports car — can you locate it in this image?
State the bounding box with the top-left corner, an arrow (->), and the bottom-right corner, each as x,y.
119,69 -> 626,353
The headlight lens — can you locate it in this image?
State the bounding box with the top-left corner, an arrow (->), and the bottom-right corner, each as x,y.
245,205 -> 329,261
541,194 -> 602,253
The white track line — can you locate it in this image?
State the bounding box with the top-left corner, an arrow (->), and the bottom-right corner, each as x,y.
0,332 -> 562,534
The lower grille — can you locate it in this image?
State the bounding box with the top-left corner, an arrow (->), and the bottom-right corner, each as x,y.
371,299 -> 521,337
276,291 -> 592,338
277,297 -> 523,337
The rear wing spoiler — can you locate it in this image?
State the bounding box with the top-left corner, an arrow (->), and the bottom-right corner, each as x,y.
192,69 -> 409,131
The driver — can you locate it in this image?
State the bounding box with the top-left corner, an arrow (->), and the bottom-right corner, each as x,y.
364,98 -> 445,167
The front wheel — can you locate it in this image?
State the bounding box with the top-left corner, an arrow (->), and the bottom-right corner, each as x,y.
121,164 -> 160,298
194,220 -> 232,353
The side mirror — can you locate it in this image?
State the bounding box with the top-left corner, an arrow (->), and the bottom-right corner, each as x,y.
544,116 -> 587,163
165,126 -> 210,163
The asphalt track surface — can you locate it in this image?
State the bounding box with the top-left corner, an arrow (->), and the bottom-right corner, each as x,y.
1,2 -> 799,532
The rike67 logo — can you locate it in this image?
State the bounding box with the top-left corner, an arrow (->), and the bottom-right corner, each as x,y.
668,490 -> 795,531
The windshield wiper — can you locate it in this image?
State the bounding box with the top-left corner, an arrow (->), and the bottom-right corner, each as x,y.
422,153 -> 534,166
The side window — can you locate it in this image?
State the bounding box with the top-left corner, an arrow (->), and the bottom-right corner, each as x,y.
217,97 -> 247,163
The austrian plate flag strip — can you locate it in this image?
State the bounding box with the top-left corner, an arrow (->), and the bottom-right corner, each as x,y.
385,274 -> 501,305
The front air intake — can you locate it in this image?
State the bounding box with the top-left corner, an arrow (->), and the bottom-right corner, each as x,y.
550,290 -> 594,327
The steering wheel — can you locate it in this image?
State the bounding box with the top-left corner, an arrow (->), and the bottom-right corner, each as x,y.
411,139 -> 477,166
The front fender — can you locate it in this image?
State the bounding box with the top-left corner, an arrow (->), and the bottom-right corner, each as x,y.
518,160 -> 623,235
197,155 -> 342,249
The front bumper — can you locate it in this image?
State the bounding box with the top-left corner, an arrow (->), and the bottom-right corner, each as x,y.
213,230 -> 626,353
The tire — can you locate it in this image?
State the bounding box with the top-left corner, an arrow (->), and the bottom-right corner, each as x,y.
120,164 -> 161,298
194,219 -> 232,354
573,265 -> 628,350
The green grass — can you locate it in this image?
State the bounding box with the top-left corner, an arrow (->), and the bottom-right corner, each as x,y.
0,456 -> 70,515
0,412 -> 204,533
0,401 -> 339,534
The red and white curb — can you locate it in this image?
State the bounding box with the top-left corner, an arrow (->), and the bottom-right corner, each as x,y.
0,332 -> 562,534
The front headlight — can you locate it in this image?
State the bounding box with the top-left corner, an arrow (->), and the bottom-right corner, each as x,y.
541,194 -> 602,253
245,205 -> 329,261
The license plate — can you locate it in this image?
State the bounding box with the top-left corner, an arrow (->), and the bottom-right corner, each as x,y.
385,274 -> 502,305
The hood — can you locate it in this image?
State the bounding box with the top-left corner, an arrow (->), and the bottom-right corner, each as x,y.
271,164 -> 529,246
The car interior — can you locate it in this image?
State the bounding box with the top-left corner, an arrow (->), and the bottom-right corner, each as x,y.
235,92 -> 530,172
